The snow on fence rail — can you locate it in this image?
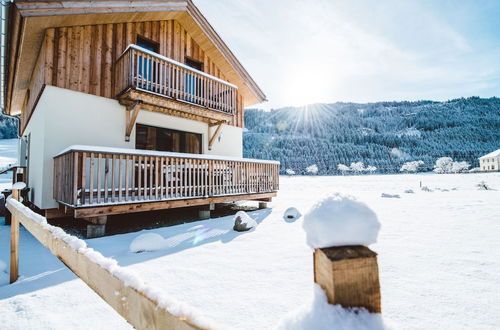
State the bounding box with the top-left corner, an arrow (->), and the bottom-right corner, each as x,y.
6,187 -> 221,330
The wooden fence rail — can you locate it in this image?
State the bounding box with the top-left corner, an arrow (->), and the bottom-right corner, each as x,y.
6,190 -> 218,330
54,147 -> 280,208
115,45 -> 237,115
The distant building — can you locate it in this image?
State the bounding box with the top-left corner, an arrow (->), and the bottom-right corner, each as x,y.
479,149 -> 500,172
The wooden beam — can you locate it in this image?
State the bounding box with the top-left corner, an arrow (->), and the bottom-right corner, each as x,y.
73,192 -> 277,218
208,122 -> 224,150
209,120 -> 224,127
119,89 -> 233,124
10,189 -> 20,284
45,207 -> 73,219
125,101 -> 141,141
6,199 -> 207,330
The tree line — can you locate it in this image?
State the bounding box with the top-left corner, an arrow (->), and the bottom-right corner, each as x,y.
243,97 -> 500,175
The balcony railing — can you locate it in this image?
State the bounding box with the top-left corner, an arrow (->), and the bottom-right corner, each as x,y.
54,146 -> 280,208
114,45 -> 237,115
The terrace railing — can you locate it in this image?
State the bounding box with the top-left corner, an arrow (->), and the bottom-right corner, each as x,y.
114,45 -> 237,115
53,146 -> 280,208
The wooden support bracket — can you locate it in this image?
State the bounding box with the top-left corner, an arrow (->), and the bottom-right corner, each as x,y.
125,101 -> 142,142
208,121 -> 225,150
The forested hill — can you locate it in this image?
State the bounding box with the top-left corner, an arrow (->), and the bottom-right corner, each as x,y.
243,97 -> 500,174
0,113 -> 18,139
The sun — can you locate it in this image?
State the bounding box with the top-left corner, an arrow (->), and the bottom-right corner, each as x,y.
283,65 -> 334,107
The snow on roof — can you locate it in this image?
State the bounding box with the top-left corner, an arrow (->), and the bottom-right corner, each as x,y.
479,149 -> 500,159
55,145 -> 280,165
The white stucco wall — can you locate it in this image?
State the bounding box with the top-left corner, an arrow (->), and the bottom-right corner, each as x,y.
24,86 -> 243,209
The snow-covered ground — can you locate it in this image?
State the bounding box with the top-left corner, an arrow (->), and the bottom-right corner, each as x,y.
1,171 -> 499,329
0,138 -> 17,191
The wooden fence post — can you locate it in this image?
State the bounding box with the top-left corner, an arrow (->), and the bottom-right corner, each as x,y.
313,245 -> 381,313
9,184 -> 23,284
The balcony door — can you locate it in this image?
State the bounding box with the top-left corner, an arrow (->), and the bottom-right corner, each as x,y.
136,36 -> 159,91
184,57 -> 203,103
136,124 -> 202,154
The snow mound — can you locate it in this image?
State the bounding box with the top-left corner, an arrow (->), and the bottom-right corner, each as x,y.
233,211 -> 257,232
404,189 -> 414,194
284,207 -> 302,221
303,193 -> 380,248
0,260 -> 8,286
381,193 -> 400,198
129,233 -> 166,253
12,182 -> 26,190
274,284 -> 390,330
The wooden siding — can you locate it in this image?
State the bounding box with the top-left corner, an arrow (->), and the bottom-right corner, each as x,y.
22,20 -> 244,130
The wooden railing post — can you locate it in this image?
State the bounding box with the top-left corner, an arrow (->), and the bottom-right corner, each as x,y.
10,182 -> 26,284
313,245 -> 381,313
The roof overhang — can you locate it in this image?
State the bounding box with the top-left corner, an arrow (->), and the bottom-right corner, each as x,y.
4,0 -> 266,116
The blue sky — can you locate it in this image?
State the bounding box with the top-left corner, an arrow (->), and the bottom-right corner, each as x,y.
194,0 -> 500,109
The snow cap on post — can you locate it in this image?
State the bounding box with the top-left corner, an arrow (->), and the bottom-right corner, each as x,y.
303,193 -> 380,248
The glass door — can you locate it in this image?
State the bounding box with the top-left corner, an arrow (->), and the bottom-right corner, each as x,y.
136,36 -> 159,91
184,58 -> 203,103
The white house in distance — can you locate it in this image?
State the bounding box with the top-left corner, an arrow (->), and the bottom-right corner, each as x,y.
479,149 -> 500,172
3,0 -> 279,237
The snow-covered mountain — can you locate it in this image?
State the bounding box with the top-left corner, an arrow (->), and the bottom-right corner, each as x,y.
244,97 -> 500,174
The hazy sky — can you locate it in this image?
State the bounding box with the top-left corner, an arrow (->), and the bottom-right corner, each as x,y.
194,0 -> 500,109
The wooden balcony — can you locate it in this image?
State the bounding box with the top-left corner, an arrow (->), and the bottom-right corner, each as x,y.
114,45 -> 238,123
53,146 -> 279,218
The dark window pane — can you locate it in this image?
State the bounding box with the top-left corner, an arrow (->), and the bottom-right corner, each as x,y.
136,124 -> 201,154
135,125 -> 149,150
136,36 -> 159,53
185,133 -> 201,154
185,57 -> 203,71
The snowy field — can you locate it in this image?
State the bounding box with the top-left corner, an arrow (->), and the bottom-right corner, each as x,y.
0,171 -> 499,329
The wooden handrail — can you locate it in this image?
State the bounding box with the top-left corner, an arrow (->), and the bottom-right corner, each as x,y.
6,194 -> 214,330
54,148 -> 280,208
114,45 -> 238,115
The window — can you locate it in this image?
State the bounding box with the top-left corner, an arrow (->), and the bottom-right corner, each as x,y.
136,36 -> 159,90
185,57 -> 203,71
136,124 -> 202,154
136,35 -> 159,52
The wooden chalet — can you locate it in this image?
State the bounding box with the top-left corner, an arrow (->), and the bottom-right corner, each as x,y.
3,0 -> 279,236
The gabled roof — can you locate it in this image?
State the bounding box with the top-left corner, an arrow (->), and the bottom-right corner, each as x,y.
3,0 -> 266,115
479,149 -> 500,159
